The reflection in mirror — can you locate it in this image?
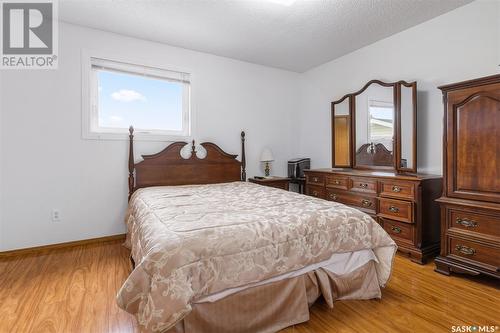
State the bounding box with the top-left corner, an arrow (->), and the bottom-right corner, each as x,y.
333,98 -> 350,166
355,84 -> 394,167
368,100 -> 394,150
332,80 -> 417,172
400,84 -> 414,170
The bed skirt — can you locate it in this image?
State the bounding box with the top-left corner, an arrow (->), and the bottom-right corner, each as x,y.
165,260 -> 381,333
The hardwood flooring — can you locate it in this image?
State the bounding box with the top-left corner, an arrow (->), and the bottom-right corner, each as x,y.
0,239 -> 498,333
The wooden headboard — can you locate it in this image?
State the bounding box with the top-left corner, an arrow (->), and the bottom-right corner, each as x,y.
128,127 -> 246,199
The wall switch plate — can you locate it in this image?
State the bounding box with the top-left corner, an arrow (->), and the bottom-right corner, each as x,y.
51,209 -> 61,222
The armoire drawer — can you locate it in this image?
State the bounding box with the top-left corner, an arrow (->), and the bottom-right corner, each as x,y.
326,189 -> 376,214
379,198 -> 413,223
448,209 -> 500,238
380,181 -> 415,200
382,218 -> 413,243
448,237 -> 500,271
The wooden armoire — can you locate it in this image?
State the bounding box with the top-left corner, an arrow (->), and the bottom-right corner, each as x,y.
435,74 -> 500,279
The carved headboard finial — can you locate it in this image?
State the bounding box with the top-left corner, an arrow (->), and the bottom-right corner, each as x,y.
191,139 -> 197,157
241,131 -> 246,181
128,126 -> 135,201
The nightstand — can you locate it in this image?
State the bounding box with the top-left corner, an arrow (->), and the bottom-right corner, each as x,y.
248,177 -> 290,191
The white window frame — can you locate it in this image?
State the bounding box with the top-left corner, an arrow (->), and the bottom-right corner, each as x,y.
82,50 -> 194,141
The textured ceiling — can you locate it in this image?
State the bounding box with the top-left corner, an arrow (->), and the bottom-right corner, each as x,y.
59,0 -> 473,72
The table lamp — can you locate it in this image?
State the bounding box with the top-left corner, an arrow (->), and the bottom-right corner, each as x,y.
260,148 -> 274,177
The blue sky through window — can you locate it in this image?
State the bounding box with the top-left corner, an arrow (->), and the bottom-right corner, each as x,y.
97,70 -> 183,131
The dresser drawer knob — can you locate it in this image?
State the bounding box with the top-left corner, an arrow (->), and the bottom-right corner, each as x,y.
359,183 -> 368,188
455,218 -> 478,228
333,180 -> 341,185
392,185 -> 401,193
455,244 -> 476,256
312,190 -> 318,196
329,193 -> 338,200
388,205 -> 400,213
391,226 -> 402,234
313,177 -> 319,182
361,199 -> 372,207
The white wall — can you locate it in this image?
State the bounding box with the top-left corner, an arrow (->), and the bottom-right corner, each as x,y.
298,0 -> 500,174
0,23 -> 300,251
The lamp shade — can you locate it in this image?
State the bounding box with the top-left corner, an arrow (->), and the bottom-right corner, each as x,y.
260,148 -> 274,162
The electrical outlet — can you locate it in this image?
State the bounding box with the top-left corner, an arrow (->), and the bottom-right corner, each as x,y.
51,209 -> 61,222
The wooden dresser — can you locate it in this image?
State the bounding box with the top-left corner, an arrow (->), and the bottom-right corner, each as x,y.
434,75 -> 500,279
304,169 -> 442,264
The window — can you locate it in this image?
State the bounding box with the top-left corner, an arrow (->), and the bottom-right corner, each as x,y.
368,100 -> 394,151
84,57 -> 191,140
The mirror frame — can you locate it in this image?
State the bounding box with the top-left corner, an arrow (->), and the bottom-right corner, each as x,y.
331,79 -> 417,173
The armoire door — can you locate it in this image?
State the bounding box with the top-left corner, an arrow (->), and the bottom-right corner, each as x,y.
445,82 -> 500,203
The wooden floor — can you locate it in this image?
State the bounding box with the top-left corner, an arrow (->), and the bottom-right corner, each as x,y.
0,240 -> 498,333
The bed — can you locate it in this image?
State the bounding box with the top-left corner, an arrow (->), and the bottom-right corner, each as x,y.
117,128 -> 397,333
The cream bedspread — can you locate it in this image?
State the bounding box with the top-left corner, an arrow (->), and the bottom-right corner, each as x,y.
117,182 -> 397,332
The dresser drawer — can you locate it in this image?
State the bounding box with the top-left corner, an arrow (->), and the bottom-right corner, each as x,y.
448,209 -> 500,238
326,189 -> 376,213
380,181 -> 415,200
306,173 -> 325,186
449,237 -> 500,271
306,184 -> 325,199
350,177 -> 377,194
325,175 -> 349,190
382,218 -> 413,243
379,198 -> 413,223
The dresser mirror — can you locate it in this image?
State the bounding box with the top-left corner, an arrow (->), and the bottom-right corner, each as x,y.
331,80 -> 417,173
332,96 -> 351,167
398,82 -> 417,172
